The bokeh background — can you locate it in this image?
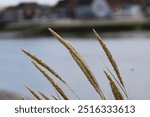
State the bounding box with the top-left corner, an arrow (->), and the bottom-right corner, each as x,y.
0,0 -> 150,99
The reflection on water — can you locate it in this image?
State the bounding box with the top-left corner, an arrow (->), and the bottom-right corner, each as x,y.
0,35 -> 150,99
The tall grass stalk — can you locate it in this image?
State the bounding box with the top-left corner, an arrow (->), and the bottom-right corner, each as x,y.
32,61 -> 69,100
22,28 -> 128,100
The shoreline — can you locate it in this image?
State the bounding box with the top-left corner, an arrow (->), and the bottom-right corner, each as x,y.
0,30 -> 150,39
0,19 -> 150,38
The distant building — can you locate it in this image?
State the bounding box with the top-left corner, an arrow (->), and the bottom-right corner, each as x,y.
73,0 -> 95,18
16,2 -> 52,21
0,2 -> 52,23
107,0 -> 149,10
142,3 -> 150,17
92,0 -> 111,18
106,0 -> 149,18
18,3 -> 39,20
51,0 -> 70,18
0,6 -> 18,24
52,0 -> 111,19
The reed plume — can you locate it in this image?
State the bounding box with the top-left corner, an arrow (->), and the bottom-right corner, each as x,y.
25,85 -> 42,100
38,91 -> 50,100
104,71 -> 124,100
21,48 -> 79,99
48,28 -> 106,100
32,61 -> 69,100
22,28 -> 128,100
93,29 -> 125,87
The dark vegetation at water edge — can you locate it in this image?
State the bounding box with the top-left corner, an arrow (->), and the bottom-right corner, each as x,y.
0,19 -> 150,38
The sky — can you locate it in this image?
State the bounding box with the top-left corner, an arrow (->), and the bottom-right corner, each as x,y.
0,0 -> 60,7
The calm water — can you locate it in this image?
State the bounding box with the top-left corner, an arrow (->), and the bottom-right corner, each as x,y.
0,36 -> 150,99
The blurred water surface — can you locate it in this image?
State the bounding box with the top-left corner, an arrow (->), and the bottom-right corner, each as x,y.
0,35 -> 150,99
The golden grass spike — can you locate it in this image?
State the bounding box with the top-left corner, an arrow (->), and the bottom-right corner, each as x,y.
105,65 -> 128,99
32,61 -> 69,100
53,89 -> 62,100
110,82 -> 124,100
99,56 -> 128,96
66,84 -> 80,100
38,91 -> 50,100
48,28 -> 70,49
70,52 -> 106,99
21,48 -> 78,99
21,49 -> 65,83
93,29 -> 124,87
66,41 -> 106,100
25,85 -> 42,100
48,28 -> 105,100
104,71 -> 124,100
51,95 -> 59,100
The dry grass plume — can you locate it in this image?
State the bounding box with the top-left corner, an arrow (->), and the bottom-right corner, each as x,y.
22,28 -> 129,100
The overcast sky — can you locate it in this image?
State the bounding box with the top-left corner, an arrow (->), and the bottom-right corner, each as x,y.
0,0 -> 60,7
